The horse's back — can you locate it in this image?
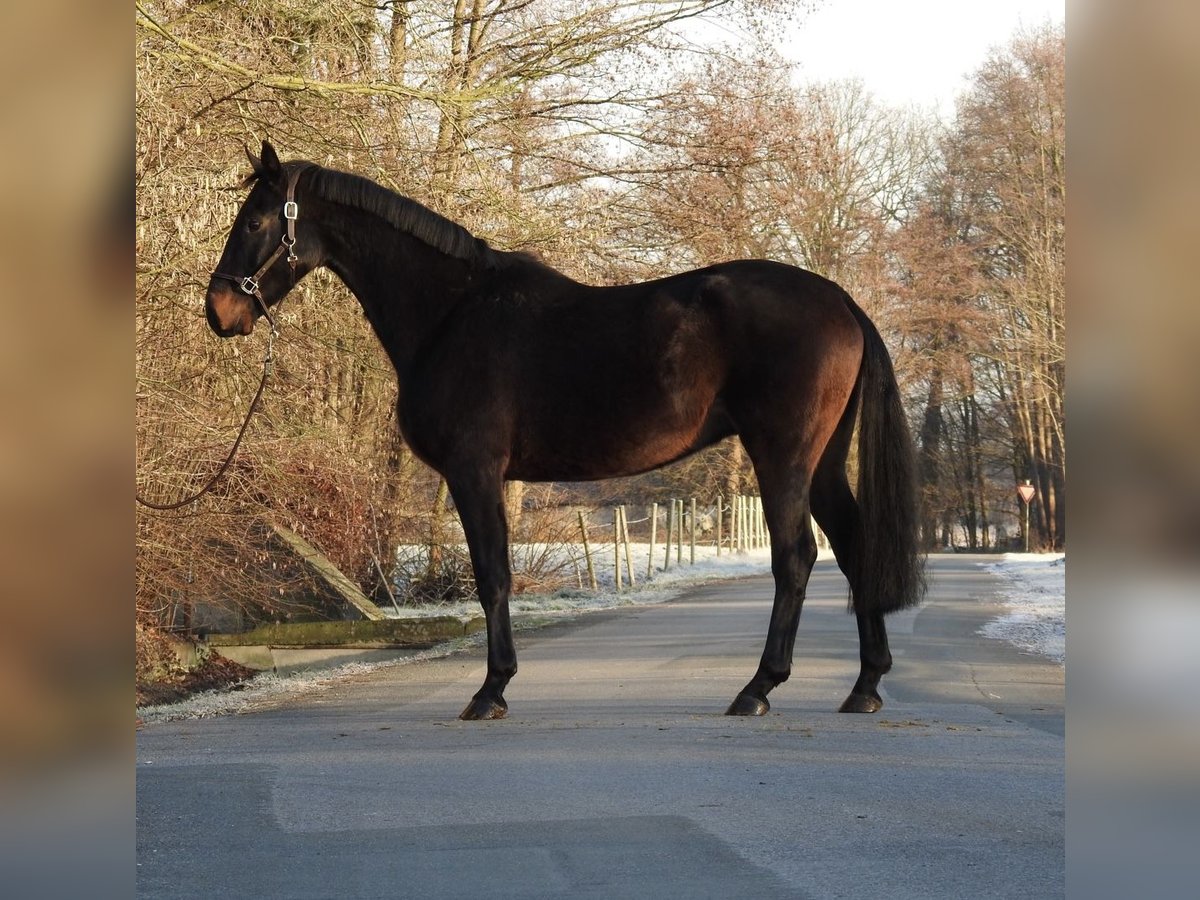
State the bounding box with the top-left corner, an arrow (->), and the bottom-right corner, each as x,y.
682,259 -> 862,351
503,259 -> 862,479
515,258 -> 858,359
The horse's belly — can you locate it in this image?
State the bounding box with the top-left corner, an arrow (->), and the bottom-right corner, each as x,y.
506,395 -> 732,482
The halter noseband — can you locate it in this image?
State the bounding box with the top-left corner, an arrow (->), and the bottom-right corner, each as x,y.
211,164 -> 311,332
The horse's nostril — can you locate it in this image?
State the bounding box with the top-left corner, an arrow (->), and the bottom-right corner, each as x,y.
205,284 -> 251,337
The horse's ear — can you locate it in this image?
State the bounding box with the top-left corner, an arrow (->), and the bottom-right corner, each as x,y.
240,144 -> 264,187
244,143 -> 262,173
260,140 -> 283,180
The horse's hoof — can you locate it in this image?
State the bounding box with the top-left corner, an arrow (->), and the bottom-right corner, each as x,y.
725,692 -> 770,716
838,692 -> 883,713
459,695 -> 508,720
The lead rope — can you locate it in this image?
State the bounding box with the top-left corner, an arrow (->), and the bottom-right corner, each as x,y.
135,324 -> 277,511
137,165 -> 309,512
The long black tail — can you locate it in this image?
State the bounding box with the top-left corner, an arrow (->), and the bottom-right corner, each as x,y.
844,296 -> 926,614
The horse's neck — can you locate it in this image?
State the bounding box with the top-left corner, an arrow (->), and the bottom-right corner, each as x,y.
320,209 -> 476,374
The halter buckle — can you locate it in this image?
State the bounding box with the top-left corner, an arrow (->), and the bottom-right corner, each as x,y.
283,200 -> 298,220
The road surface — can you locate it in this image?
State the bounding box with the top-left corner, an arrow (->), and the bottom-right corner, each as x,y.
136,554 -> 1063,899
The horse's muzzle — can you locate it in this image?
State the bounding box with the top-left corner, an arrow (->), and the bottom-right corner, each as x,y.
205,282 -> 254,337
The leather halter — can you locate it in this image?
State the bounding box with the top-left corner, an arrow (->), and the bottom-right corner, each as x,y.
211,164 -> 311,332
137,165 -> 312,511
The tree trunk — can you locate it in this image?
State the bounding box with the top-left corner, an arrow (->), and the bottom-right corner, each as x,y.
388,2 -> 410,84
723,439 -> 745,500
505,480 -> 525,533
427,477 -> 450,574
918,369 -> 944,550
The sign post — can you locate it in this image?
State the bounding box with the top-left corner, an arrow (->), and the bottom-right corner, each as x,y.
1016,480 -> 1036,552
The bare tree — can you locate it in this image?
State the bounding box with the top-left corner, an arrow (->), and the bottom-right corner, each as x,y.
883,24 -> 1065,550
887,190 -> 991,548
949,25 -> 1066,549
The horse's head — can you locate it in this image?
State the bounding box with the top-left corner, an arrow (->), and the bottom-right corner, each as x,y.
206,141 -> 315,336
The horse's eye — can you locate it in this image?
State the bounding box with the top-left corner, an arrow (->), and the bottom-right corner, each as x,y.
247,217 -> 262,232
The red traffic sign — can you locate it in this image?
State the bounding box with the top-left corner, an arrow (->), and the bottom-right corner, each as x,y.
1016,483 -> 1036,504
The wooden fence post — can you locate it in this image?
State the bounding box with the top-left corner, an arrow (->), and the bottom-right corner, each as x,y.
716,494 -> 723,556
749,496 -> 756,549
613,508 -> 623,591
734,496 -> 744,554
620,505 -> 636,587
577,510 -> 597,590
748,496 -> 754,549
689,497 -> 697,564
664,500 -> 674,570
648,502 -> 658,578
732,495 -> 738,553
675,499 -> 683,565
735,495 -> 743,552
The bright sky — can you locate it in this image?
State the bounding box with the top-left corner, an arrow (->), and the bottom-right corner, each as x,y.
779,0 -> 1065,117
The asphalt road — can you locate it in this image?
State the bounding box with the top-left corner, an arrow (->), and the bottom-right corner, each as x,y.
136,554 -> 1064,899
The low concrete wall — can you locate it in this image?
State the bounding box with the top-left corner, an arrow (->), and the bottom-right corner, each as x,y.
205,616 -> 484,649
204,616 -> 486,674
210,645 -> 439,676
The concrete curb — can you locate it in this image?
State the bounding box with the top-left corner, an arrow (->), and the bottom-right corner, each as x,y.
204,616 -> 485,674
205,615 -> 484,649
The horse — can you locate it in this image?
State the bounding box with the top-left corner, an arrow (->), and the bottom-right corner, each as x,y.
206,141 -> 925,720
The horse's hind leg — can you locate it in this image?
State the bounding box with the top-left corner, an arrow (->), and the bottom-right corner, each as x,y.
842,611 -> 890,713
447,470 -> 517,720
810,462 -> 892,713
726,466 -> 818,716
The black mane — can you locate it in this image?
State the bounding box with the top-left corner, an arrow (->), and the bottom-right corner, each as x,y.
298,163 -> 500,268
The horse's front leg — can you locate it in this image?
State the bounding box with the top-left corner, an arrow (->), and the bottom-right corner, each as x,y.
448,471 -> 516,720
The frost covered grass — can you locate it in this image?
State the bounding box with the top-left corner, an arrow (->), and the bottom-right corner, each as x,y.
979,553 -> 1065,665
135,634 -> 487,725
138,542 -> 818,724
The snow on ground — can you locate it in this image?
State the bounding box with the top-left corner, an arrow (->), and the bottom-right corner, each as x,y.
978,553 -> 1065,665
139,543 -> 820,724
384,542 -> 827,622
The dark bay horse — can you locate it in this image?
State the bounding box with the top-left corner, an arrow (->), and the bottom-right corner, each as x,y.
206,141 -> 924,720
